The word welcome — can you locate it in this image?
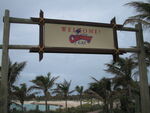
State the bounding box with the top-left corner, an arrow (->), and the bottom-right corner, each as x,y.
61,26 -> 101,34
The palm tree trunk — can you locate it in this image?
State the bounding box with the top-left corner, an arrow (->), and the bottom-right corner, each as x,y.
21,103 -> 24,112
104,99 -> 109,113
65,96 -> 68,111
80,95 -> 82,109
128,84 -> 132,97
91,98 -> 93,106
97,99 -> 100,105
7,84 -> 11,113
45,92 -> 48,112
110,100 -> 113,113
135,95 -> 140,113
80,99 -> 82,109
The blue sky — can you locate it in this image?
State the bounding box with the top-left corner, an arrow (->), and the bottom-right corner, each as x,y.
0,0 -> 149,90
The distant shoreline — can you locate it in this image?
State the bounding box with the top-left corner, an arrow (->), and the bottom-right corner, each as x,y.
13,100 -> 88,108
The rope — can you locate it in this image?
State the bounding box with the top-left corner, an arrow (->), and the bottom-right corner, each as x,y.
114,48 -> 120,54
112,23 -> 117,29
39,17 -> 45,24
38,45 -> 44,53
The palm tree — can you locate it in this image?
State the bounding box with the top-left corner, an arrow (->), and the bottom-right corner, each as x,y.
84,88 -> 101,109
8,60 -> 26,111
75,85 -> 84,109
144,42 -> 150,65
0,61 -> 26,90
89,77 -> 112,113
12,83 -> 35,111
105,57 -> 137,112
131,41 -> 150,67
30,73 -> 59,112
8,61 -> 26,88
54,80 -> 74,110
105,57 -> 137,90
124,0 -> 150,27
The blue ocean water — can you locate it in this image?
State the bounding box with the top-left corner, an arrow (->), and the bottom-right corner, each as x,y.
11,103 -> 60,111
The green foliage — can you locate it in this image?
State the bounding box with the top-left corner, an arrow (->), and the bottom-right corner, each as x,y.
54,79 -> 74,110
30,73 -> 59,112
54,80 -> 73,97
12,83 -> 35,105
75,85 -> 84,109
8,60 -> 26,87
30,73 -> 59,94
124,0 -> 150,28
131,41 -> 150,67
7,60 -> 27,112
89,77 -> 112,113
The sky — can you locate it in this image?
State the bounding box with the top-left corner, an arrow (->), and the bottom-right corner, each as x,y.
0,0 -> 150,91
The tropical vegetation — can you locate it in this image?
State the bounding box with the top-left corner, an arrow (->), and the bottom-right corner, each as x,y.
11,83 -> 36,111
105,57 -> 138,113
8,61 -> 26,112
89,77 -> 115,113
54,80 -> 74,110
75,85 -> 84,109
30,73 -> 59,112
124,0 -> 150,28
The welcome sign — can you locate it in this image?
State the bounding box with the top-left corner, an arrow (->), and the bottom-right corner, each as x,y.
44,23 -> 115,49
30,11 -> 120,61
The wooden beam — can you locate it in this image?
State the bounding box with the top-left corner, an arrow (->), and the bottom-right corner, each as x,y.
110,17 -> 119,62
9,17 -> 38,24
0,10 -> 10,113
117,26 -> 138,32
3,45 -> 37,49
136,23 -> 150,113
9,17 -> 138,32
0,45 -> 140,53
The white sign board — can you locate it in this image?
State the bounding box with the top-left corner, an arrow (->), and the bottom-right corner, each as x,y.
44,23 -> 115,49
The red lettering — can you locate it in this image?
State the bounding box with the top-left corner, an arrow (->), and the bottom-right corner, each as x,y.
61,26 -> 101,35
82,29 -> 87,33
68,27 -> 71,32
61,27 -> 66,32
94,29 -> 97,34
89,29 -> 94,34
73,27 -> 76,32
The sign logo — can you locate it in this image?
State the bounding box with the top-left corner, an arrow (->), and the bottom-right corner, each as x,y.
69,28 -> 93,45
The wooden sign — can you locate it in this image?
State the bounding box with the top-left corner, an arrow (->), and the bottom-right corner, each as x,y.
44,23 -> 115,49
30,10 -> 122,61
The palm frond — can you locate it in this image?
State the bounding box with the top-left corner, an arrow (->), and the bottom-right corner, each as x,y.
125,1 -> 150,14
91,77 -> 99,82
129,14 -> 150,21
105,63 -> 125,77
130,41 -> 150,66
8,61 -> 26,86
75,85 -> 84,94
124,18 -> 150,27
124,1 -> 150,28
54,79 -> 73,97
69,90 -> 75,94
29,85 -> 43,91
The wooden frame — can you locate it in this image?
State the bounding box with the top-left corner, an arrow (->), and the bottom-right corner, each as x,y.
30,11 -> 121,61
0,10 -> 150,113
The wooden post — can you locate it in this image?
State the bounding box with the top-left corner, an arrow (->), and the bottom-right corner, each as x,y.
0,10 -> 10,113
136,23 -> 150,113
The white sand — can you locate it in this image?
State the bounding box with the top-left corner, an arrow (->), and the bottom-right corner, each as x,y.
13,100 -> 87,108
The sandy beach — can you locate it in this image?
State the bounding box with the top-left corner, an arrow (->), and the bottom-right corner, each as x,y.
13,100 -> 87,108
